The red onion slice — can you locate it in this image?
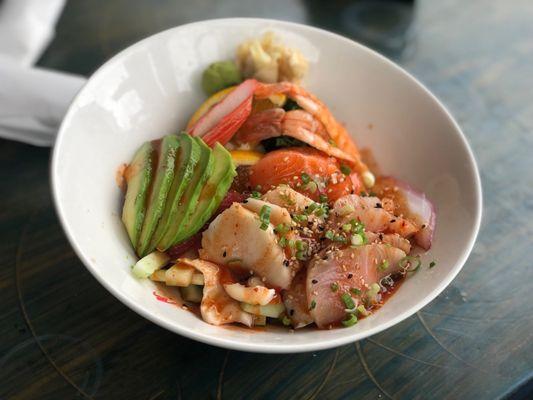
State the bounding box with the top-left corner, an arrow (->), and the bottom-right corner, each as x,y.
390,178 -> 436,250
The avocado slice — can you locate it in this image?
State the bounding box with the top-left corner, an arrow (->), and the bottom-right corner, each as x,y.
157,137 -> 214,250
150,133 -> 200,251
179,143 -> 236,239
122,142 -> 155,248
136,135 -> 181,256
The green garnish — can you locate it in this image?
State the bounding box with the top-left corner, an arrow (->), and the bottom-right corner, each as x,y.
295,240 -> 306,251
330,282 -> 339,292
279,237 -> 287,247
342,223 -> 352,232
251,191 -> 261,198
304,203 -> 318,215
281,315 -> 291,326
314,204 -> 328,217
429,261 -> 436,268
293,214 -> 307,223
227,258 -> 243,266
275,223 -> 290,235
319,194 -> 328,203
341,313 -> 358,327
304,181 -> 318,193
296,250 -> 306,260
325,230 -> 335,240
309,300 -> 316,310
301,172 -> 311,184
350,233 -> 364,246
288,239 -> 296,249
378,260 -> 390,272
340,164 -> 351,175
399,255 -> 421,274
350,288 -> 362,296
341,293 -> 356,309
356,305 -> 369,317
259,205 -> 271,230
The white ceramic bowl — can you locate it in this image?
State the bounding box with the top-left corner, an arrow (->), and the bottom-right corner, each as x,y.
52,18 -> 482,353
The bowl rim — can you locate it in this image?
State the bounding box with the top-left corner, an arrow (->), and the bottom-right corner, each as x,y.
51,17 -> 482,353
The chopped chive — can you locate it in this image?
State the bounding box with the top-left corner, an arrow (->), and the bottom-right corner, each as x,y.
251,191 -> 261,198
259,205 -> 271,230
296,250 -> 306,260
341,313 -> 358,327
288,239 -> 296,249
378,260 -> 390,272
330,282 -> 339,292
399,255 -> 421,274
342,223 -> 352,232
274,223 -> 289,235
341,293 -> 356,309
350,233 -> 364,246
340,164 -> 351,175
356,305 -> 369,317
279,237 -> 287,247
301,172 -> 311,184
304,181 -> 318,193
281,315 -> 291,326
319,194 -> 328,203
333,234 -> 347,243
293,214 -> 307,222
350,288 -> 362,296
309,300 -> 316,310
325,230 -> 335,240
429,261 -> 436,268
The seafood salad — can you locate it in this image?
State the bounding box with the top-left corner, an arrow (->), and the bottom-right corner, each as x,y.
120,33 -> 436,330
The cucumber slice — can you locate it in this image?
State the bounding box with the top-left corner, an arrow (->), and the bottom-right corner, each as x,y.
132,251 -> 170,279
240,302 -> 285,318
181,285 -> 203,303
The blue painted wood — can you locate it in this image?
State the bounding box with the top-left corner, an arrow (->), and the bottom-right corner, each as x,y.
1,0 -> 531,398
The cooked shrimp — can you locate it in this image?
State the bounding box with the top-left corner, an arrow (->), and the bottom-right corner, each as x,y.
236,108 -> 356,163
178,258 -> 253,326
254,81 -> 369,175
200,203 -> 292,289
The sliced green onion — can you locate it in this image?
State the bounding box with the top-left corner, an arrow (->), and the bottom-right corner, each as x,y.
292,214 -> 307,223
309,299 -> 317,310
342,223 -> 352,232
350,287 -> 362,296
259,205 -> 271,230
251,191 -> 261,198
341,293 -> 356,309
333,234 -> 347,243
351,233 -> 364,246
399,255 -> 421,274
288,239 -> 296,249
325,230 -> 335,240
274,223 -> 290,235
304,181 -> 318,193
295,240 -> 306,250
296,250 -> 306,260
340,164 -> 351,175
378,260 -> 390,272
356,305 -> 370,317
301,172 -> 311,184
367,283 -> 381,303
278,237 -> 287,247
319,194 -> 328,203
341,313 -> 358,327
330,282 -> 339,292
338,204 -> 355,216
281,315 -> 291,326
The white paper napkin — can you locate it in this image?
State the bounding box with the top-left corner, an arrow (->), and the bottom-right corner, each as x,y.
0,0 -> 87,146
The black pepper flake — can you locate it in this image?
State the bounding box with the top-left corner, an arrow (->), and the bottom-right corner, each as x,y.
222,250 -> 227,258
318,226 -> 325,231
421,224 -> 427,229
378,233 -> 383,240
283,260 -> 290,267
390,219 -> 396,223
289,309 -> 295,316
350,189 -> 354,194
243,199 -> 248,203
312,279 -> 318,284
375,203 -> 383,209
322,255 -> 328,260
347,273 -> 353,279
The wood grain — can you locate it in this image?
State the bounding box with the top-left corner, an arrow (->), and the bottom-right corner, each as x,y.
1,0 -> 532,399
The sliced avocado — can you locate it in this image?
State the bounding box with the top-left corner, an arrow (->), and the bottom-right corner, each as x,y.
136,135 -> 180,256
180,143 -> 236,238
157,137 -> 214,250
150,133 -> 200,251
121,142 -> 155,248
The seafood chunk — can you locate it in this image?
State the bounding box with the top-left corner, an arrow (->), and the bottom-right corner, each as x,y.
306,244 -> 406,328
282,270 -> 313,329
333,195 -> 419,237
242,197 -> 292,226
200,203 -> 291,289
178,258 -> 253,326
262,185 -> 315,214
365,232 -> 412,254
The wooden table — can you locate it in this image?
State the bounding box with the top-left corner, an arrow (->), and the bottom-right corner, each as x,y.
1,0 -> 532,398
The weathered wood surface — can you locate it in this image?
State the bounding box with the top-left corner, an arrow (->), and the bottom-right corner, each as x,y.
1,0 -> 532,398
